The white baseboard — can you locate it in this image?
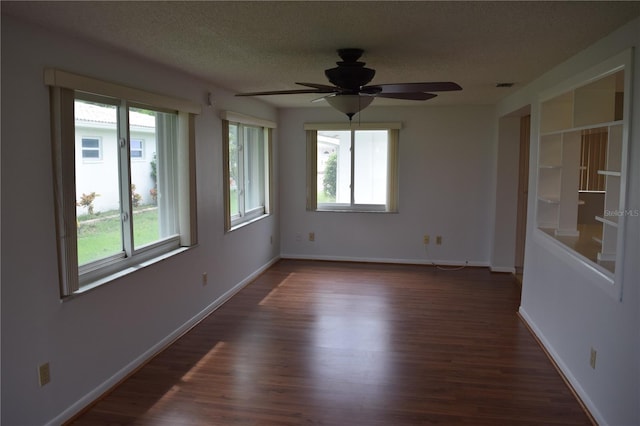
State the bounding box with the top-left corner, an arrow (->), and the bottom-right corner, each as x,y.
490,266 -> 516,274
49,255 -> 280,426
518,307 -> 603,425
280,253 -> 488,268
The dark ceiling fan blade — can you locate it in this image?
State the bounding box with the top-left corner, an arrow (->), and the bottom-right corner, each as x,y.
236,88 -> 336,96
377,92 -> 438,101
359,86 -> 382,95
311,93 -> 336,103
295,82 -> 340,91
366,82 -> 462,93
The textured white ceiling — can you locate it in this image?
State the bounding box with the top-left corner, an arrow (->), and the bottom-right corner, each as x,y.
3,1 -> 640,108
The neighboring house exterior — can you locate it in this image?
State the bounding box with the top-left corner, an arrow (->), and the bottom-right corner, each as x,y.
75,101 -> 157,215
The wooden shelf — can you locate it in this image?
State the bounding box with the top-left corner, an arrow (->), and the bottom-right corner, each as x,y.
595,215 -> 618,228
539,164 -> 562,169
537,196 -> 584,205
597,170 -> 621,177
540,120 -> 624,137
538,196 -> 560,204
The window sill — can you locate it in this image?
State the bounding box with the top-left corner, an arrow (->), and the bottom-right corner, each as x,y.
228,213 -> 271,232
62,246 -> 192,301
534,229 -> 620,301
536,227 -> 615,278
314,208 -> 397,214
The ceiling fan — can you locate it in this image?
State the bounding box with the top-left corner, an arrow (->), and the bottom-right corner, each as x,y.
236,48 -> 462,120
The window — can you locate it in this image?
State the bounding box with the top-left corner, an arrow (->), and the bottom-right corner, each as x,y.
130,138 -> 144,159
81,137 -> 102,160
46,69 -> 199,297
305,123 -> 400,212
221,111 -> 274,230
536,50 -> 631,297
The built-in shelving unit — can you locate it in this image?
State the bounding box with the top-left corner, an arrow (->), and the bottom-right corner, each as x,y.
537,69 -> 627,275
595,123 -> 623,262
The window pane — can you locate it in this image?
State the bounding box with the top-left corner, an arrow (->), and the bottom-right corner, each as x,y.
354,130 -> 388,205
130,139 -> 144,159
228,123 -> 240,217
130,107 -> 178,249
82,138 -> 100,148
244,125 -> 264,211
81,138 -> 101,159
75,99 -> 122,265
318,130 -> 351,204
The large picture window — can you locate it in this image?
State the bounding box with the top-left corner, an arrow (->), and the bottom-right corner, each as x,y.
305,123 -> 400,212
46,69 -> 199,296
535,50 -> 631,298
221,111 -> 275,231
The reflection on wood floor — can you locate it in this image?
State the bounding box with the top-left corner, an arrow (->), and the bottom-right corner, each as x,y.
70,260 -> 593,426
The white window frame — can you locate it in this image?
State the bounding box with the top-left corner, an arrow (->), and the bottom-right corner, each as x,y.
221,111 -> 275,231
305,123 -> 400,213
81,136 -> 102,161
46,69 -> 200,298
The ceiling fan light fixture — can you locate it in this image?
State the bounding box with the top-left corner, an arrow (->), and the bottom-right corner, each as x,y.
325,95 -> 374,120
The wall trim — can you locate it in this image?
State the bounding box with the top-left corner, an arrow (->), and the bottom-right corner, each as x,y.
280,253 -> 489,268
54,255 -> 281,426
490,266 -> 516,274
518,307 -> 600,426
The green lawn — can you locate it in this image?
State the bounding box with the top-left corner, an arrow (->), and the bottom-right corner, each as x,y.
230,189 -> 238,216
77,207 -> 159,265
317,191 -> 335,203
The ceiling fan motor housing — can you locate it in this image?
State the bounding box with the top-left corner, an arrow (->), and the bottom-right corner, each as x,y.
325,48 -> 375,91
325,65 -> 375,91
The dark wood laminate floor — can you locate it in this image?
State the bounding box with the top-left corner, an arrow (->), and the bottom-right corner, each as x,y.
70,260 -> 592,425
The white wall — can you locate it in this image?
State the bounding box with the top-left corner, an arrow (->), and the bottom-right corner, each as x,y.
1,16 -> 279,425
279,105 -> 497,266
490,114 -> 522,272
498,18 -> 640,425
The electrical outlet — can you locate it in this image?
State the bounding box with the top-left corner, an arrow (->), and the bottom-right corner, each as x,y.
38,363 -> 51,387
590,347 -> 597,369
295,233 -> 302,242
202,272 -> 208,286
423,235 -> 430,244
309,232 -> 315,242
270,235 -> 273,245
436,236 -> 442,245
